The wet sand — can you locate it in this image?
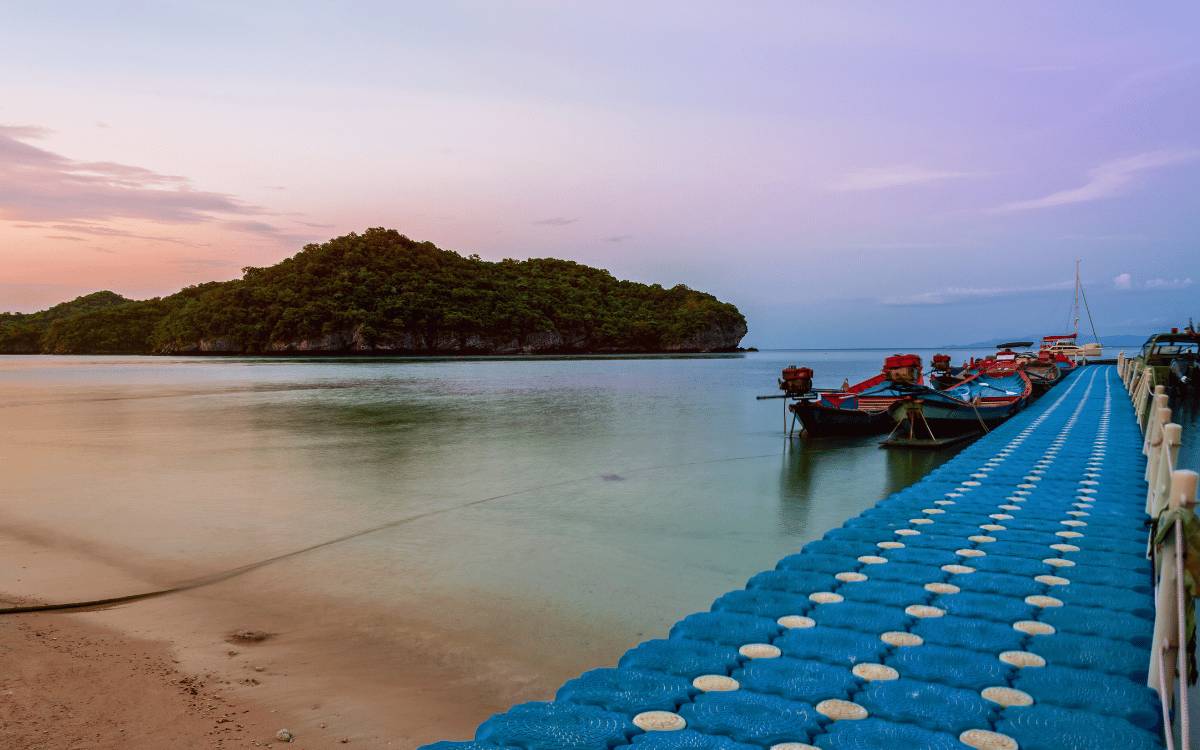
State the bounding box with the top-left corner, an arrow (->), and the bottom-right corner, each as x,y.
0,526 -> 606,749
1,611 -> 281,749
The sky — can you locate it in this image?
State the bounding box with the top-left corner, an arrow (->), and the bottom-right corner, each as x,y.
1,1 -> 1198,347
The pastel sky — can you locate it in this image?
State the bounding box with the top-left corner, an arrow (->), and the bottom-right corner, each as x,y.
2,2 -> 1198,347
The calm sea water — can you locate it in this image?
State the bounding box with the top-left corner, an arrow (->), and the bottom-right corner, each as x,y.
4,349 -> 1191,674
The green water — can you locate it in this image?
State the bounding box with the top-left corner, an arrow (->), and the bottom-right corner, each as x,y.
0,350 -> 1000,666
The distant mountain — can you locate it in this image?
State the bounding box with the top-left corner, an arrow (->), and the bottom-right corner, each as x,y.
0,228 -> 748,355
941,333 -> 1152,349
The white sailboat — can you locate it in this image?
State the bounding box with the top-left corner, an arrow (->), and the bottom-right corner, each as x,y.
1039,260 -> 1103,362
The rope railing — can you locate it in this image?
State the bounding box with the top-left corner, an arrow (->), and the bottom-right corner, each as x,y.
1119,352 -> 1198,750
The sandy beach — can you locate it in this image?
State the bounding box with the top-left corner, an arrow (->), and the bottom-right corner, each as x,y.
0,527 -> 577,749
1,611 -> 282,749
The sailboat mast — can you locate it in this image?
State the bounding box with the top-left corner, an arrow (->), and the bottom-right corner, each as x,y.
1072,259 -> 1080,338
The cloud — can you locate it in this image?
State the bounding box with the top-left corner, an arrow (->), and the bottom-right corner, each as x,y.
41,221 -> 195,246
0,124 -> 301,243
1,124 -> 52,140
603,234 -> 632,243
1144,277 -> 1194,290
992,149 -> 1200,213
1113,273 -> 1132,290
532,217 -> 578,226
45,234 -> 86,242
223,219 -> 286,235
883,279 -> 1074,306
830,166 -> 973,192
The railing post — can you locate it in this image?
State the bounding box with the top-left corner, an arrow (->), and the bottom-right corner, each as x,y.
1128,360 -> 1138,390
1148,419 -> 1180,515
1134,370 -> 1144,421
1142,384 -> 1161,429
1118,352 -> 1126,379
1146,395 -> 1170,457
1136,371 -> 1156,428
1148,406 -> 1172,479
1170,470 -> 1198,749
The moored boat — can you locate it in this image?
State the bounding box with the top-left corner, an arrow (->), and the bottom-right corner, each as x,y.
887,367 -> 1033,439
783,354 -> 924,437
988,342 -> 1061,397
930,353 -> 972,390
1022,350 -> 1063,395
1132,326 -> 1200,399
1040,334 -> 1097,364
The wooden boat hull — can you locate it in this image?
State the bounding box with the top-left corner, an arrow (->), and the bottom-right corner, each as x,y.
1023,364 -> 1061,396
890,397 -> 1026,438
789,400 -> 895,437
888,369 -> 1032,439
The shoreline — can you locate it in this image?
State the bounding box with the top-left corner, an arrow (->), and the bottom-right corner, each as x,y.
0,349 -> 750,359
0,527 -> 622,749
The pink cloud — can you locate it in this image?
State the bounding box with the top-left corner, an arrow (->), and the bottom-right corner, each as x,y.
0,125 -> 314,239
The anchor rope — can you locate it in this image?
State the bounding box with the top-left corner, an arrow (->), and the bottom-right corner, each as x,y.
0,450 -> 785,616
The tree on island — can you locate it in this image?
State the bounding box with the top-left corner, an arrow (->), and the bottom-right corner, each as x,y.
1,229 -> 747,355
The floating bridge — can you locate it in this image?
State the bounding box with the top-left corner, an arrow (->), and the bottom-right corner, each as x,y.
423,366 -> 1164,750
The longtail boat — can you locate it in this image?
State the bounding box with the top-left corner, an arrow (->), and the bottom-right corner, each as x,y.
887,366 -> 1032,440
989,343 -> 1062,397
929,353 -> 971,390
782,354 -> 923,437
1021,349 -> 1063,395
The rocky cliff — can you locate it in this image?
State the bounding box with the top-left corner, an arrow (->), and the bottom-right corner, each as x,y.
176,319 -> 747,355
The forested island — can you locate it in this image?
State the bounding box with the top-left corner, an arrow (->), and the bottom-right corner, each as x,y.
1,228 -> 747,355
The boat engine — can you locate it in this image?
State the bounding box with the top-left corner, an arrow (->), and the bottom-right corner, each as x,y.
779,366 -> 814,396
883,354 -> 922,385
932,354 -> 952,372
1170,356 -> 1199,396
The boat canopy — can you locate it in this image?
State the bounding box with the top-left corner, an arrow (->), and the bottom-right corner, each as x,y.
1142,333 -> 1200,362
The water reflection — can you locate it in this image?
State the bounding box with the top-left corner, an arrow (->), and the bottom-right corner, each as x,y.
0,350 -> 979,662
884,440 -> 959,494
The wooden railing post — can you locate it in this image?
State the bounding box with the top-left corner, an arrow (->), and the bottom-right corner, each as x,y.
1146,395 -> 1170,456
1148,406 -> 1173,479
1170,469 -> 1198,748
1136,370 -> 1157,428
1148,420 -> 1181,516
